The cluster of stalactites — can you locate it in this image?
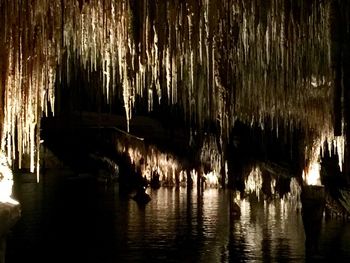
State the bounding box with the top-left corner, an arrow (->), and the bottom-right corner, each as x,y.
0,0 -> 342,174
303,130 -> 345,186
0,0 -> 58,178
200,135 -> 222,183
116,138 -> 182,185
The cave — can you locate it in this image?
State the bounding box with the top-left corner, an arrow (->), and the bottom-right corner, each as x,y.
1,0 -> 350,262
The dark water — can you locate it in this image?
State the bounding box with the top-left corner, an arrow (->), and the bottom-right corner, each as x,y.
6,171 -> 350,263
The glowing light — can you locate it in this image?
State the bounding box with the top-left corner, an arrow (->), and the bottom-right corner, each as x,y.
199,135 -> 222,187
0,153 -> 19,205
203,171 -> 219,187
117,138 -> 181,185
303,161 -> 321,186
303,138 -> 322,186
303,133 -> 345,186
245,166 -> 263,198
115,136 -> 224,188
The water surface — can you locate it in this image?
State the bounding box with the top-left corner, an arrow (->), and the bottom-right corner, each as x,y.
6,171 -> 350,262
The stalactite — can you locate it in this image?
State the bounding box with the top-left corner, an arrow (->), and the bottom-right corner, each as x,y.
0,0 -> 346,177
116,138 -> 181,186
245,166 -> 263,200
200,135 -> 222,184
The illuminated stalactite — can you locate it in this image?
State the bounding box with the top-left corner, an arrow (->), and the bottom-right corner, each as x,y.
0,0 -> 347,178
303,134 -> 345,186
245,166 -> 263,199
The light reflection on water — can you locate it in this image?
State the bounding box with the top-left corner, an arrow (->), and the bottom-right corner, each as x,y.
113,187 -> 306,262
6,175 -> 350,262
237,197 -> 305,261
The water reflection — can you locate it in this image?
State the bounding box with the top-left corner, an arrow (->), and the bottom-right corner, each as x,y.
6,176 -> 350,262
228,196 -> 305,262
